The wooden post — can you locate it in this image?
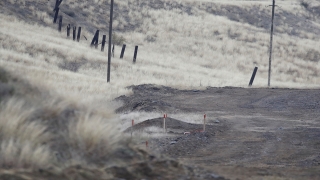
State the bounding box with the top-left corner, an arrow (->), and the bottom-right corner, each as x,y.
54,0 -> 59,11
112,44 -> 115,57
90,31 -> 96,46
95,31 -> 99,49
107,0 -> 114,83
133,46 -> 138,63
53,8 -> 59,23
163,114 -> 166,133
77,27 -> 81,42
131,119 -> 134,138
67,24 -> 70,37
73,26 -> 76,41
58,16 -> 62,32
268,0 -> 276,87
120,44 -> 126,59
249,67 -> 258,86
203,114 -> 206,132
91,30 -> 99,47
101,35 -> 106,52
53,0 -> 63,12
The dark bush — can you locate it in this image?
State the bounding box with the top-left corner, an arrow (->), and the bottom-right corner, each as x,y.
0,67 -> 9,83
64,10 -> 76,17
300,1 -> 310,9
112,33 -> 126,45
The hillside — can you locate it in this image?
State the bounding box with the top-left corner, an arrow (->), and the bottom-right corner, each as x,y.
1,0 -> 320,179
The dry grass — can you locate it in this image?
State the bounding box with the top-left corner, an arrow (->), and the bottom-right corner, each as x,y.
0,73 -> 123,170
0,99 -> 51,145
0,98 -> 53,169
65,112 -> 120,162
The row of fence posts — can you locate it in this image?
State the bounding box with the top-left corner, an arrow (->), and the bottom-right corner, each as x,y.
56,19 -> 139,63
65,24 -> 82,42
52,0 -> 138,63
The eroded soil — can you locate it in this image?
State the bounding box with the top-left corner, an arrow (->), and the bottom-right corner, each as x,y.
118,84 -> 320,180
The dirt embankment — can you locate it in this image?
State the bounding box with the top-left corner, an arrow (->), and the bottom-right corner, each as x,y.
118,84 -> 320,180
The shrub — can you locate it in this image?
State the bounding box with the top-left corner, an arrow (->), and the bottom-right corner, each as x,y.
0,68 -> 9,83
64,10 -> 76,17
112,33 -> 126,45
300,0 -> 310,9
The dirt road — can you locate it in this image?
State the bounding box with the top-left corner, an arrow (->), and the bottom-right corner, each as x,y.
117,84 -> 320,180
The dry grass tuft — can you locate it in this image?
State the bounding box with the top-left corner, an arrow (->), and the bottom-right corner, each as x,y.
0,98 -> 53,169
65,112 -> 121,162
0,140 -> 53,169
0,99 -> 51,145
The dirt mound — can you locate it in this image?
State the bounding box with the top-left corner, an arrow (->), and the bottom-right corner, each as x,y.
125,117 -> 206,133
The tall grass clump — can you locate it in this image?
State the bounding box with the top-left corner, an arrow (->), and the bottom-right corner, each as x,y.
0,98 -> 53,169
65,112 -> 121,164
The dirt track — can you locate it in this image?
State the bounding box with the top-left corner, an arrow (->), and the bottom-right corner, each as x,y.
117,84 -> 320,180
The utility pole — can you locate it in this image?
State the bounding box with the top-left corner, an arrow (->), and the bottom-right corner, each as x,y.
268,0 -> 276,87
107,0 -> 114,83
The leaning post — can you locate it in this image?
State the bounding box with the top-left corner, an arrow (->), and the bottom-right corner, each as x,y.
249,67 -> 258,86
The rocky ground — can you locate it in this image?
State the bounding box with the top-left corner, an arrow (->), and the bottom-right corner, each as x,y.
118,84 -> 320,180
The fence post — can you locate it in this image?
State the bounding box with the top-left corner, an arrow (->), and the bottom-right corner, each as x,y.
112,44 -> 114,57
249,67 -> 258,86
53,0 -> 63,11
131,119 -> 134,138
163,114 -> 167,133
91,30 -> 99,47
120,44 -> 126,59
54,0 -> 59,11
58,16 -> 62,32
101,35 -> 106,52
133,46 -> 138,63
203,114 -> 206,132
90,32 -> 96,46
77,27 -> 81,42
73,26 -> 76,41
67,24 -> 70,37
53,8 -> 59,23
95,30 -> 99,49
